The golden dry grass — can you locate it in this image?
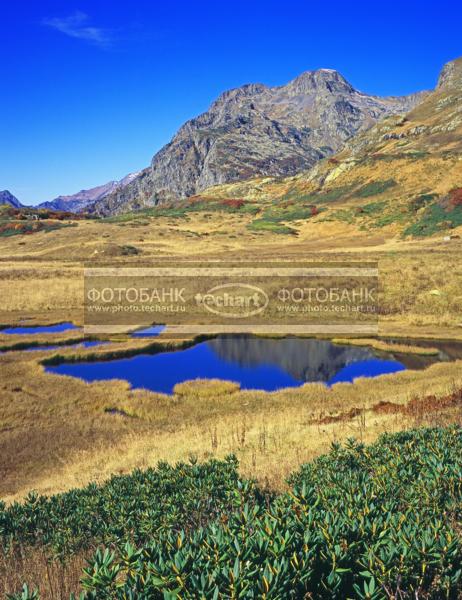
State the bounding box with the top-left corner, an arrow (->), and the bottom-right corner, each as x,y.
0,545 -> 86,600
1,206 -> 462,334
331,338 -> 439,355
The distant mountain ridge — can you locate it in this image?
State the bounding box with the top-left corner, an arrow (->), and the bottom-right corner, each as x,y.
0,190 -> 23,208
90,69 -> 428,215
38,172 -> 141,213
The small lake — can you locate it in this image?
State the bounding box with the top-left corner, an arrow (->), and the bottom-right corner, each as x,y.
44,336 -> 438,394
2,322 -> 80,335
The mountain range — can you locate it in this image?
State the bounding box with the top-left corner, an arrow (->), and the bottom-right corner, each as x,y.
6,59 -> 460,219
37,171 -> 141,213
91,69 -> 427,215
8,68 -> 428,215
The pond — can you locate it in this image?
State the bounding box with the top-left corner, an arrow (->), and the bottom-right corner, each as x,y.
44,336 -> 444,394
2,322 -> 80,335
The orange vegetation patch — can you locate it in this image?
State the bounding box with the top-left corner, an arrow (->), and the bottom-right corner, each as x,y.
311,387 -> 462,425
220,198 -> 246,209
373,387 -> 462,416
372,401 -> 399,414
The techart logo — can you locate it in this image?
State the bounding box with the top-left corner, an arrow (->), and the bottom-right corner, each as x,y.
194,283 -> 269,318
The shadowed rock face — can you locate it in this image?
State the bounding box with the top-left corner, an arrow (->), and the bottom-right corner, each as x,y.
202,56 -> 462,229
93,69 -> 427,215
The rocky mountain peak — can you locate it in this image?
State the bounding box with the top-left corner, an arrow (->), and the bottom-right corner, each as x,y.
285,68 -> 355,95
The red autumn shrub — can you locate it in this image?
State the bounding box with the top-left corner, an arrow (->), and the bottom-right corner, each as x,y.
221,198 -> 245,209
449,188 -> 462,208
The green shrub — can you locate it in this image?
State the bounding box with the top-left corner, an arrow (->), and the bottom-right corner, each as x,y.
371,210 -> 409,228
0,456 -> 253,557
247,219 -> 296,234
260,205 -> 319,223
0,221 -> 75,237
279,185 -> 354,205
102,199 -> 259,222
359,201 -> 387,215
6,584 -> 39,600
316,186 -> 355,202
238,202 -> 261,215
120,244 -> 140,255
278,189 -> 318,203
76,427 -> 462,599
323,208 -> 355,224
403,204 -> 462,237
6,427 -> 462,598
409,193 -> 438,212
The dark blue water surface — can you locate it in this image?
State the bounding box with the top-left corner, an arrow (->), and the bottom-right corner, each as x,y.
47,337 -> 407,394
2,322 -> 79,335
327,359 -> 406,385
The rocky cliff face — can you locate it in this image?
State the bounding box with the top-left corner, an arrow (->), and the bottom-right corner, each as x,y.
93,69 -> 427,215
437,57 -> 462,90
0,190 -> 22,208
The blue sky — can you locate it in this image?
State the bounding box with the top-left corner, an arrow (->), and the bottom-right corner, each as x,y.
1,0 -> 461,205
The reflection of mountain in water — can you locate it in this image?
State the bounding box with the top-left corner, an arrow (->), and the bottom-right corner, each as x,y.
207,337 -> 376,382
